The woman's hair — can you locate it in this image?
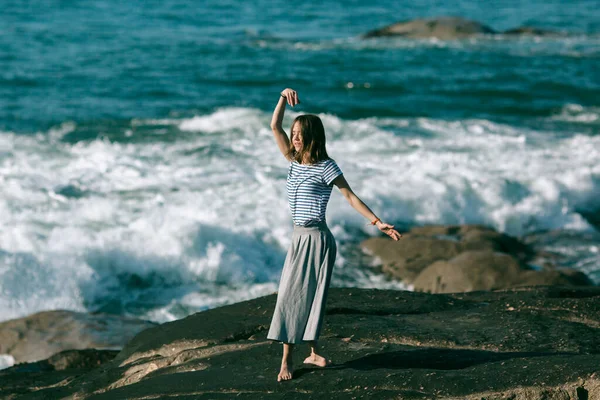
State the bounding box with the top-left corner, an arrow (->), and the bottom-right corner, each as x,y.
287,114 -> 330,164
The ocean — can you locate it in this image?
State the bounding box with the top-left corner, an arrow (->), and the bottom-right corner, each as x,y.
1,0 -> 599,324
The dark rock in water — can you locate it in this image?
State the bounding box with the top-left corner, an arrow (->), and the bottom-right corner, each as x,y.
362,225 -> 594,293
0,310 -> 156,364
1,287 -> 599,399
363,17 -> 571,40
362,16 -> 496,39
503,26 -> 565,36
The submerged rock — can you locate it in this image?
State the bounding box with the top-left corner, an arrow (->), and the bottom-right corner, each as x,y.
362,16 -> 496,39
1,287 -> 599,399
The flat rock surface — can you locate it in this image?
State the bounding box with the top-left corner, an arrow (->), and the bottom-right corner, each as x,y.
1,286 -> 599,399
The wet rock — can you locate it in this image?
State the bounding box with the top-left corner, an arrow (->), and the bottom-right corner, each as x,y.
362,16 -> 496,39
363,17 -> 570,40
503,26 -> 564,36
1,287 -> 599,399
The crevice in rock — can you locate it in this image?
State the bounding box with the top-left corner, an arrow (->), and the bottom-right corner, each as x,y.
577,386 -> 589,400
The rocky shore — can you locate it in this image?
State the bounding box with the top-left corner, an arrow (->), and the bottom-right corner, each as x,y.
1,224 -> 598,399
1,285 -> 599,399
361,225 -> 593,293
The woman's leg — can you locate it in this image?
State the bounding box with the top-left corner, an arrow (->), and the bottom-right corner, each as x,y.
277,343 -> 294,381
303,340 -> 331,367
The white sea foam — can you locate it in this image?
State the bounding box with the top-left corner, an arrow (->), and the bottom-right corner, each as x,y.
247,34 -> 600,58
0,108 -> 599,322
0,354 -> 15,371
552,104 -> 600,124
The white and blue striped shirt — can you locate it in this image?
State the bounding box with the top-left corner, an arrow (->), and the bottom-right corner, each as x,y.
286,158 -> 343,226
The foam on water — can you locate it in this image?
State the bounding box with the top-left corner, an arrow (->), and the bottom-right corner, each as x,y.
247,33 -> 600,58
0,354 -> 15,371
1,107 -> 599,322
552,104 -> 600,124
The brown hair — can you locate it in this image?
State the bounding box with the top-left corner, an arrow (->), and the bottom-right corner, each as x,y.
287,114 -> 330,164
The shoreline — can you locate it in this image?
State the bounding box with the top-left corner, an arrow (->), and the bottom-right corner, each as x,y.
1,286 -> 599,399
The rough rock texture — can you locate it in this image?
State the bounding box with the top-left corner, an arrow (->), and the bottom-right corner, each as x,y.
0,349 -> 119,399
1,287 -> 599,399
0,310 -> 156,363
361,225 -> 593,293
362,16 -> 496,39
363,17 -> 563,39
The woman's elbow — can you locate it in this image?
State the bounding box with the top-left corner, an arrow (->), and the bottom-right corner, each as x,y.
344,192 -> 356,206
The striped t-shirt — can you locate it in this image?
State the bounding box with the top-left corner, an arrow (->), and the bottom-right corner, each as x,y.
286,158 -> 343,227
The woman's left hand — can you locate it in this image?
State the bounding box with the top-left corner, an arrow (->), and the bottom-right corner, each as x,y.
376,221 -> 402,241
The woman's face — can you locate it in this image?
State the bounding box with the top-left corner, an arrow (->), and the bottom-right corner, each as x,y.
292,122 -> 303,151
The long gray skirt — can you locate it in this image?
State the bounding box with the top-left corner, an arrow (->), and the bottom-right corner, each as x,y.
267,221 -> 337,344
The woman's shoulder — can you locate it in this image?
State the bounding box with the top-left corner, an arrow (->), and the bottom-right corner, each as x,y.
321,157 -> 338,167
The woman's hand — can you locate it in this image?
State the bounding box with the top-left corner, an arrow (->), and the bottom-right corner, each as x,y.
376,221 -> 402,241
281,88 -> 300,107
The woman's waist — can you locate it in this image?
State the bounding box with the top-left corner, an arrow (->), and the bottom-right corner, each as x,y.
292,220 -> 330,233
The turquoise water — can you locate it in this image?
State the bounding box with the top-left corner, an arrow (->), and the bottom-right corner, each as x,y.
0,1 -> 599,323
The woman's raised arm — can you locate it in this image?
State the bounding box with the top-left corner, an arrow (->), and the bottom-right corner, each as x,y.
270,88 -> 299,161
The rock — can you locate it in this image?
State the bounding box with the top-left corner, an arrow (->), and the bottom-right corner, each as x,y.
0,349 -> 118,400
362,17 -> 571,40
412,250 -> 593,293
412,250 -> 522,293
362,16 -> 496,39
362,225 -> 533,285
503,26 -> 564,36
0,310 -> 156,363
1,287 -> 599,399
519,269 -> 594,287
363,235 -> 462,282
362,224 -> 593,292
3,349 -> 118,374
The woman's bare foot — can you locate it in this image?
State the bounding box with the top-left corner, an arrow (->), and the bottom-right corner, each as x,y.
277,359 -> 293,382
303,353 -> 331,367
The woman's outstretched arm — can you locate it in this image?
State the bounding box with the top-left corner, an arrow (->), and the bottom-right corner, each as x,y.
270,88 -> 299,161
333,175 -> 402,241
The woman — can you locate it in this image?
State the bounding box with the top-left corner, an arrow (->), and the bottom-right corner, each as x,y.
267,88 -> 402,382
